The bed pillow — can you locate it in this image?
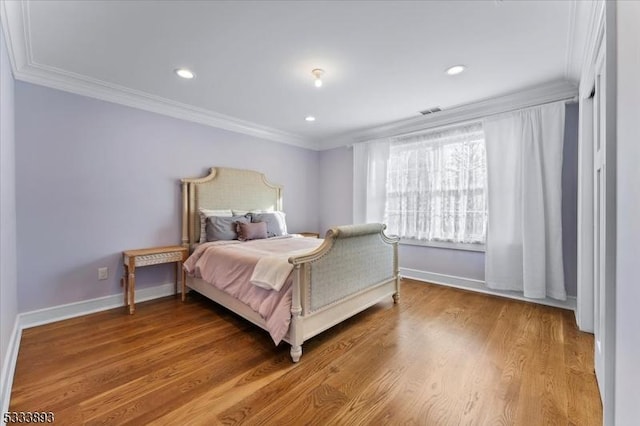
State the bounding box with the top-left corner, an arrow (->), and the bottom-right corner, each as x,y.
198,208 -> 233,243
236,221 -> 268,241
251,211 -> 287,237
205,215 -> 249,242
232,209 -> 273,217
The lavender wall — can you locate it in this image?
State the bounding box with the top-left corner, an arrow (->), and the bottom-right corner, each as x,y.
318,146 -> 353,233
15,83 -> 320,312
0,28 -> 18,373
319,104 -> 580,296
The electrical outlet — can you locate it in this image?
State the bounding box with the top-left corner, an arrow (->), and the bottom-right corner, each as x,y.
98,267 -> 108,280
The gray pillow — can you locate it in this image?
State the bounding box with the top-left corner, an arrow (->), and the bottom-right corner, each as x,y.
250,211 -> 287,237
206,215 -> 249,241
198,208 -> 233,243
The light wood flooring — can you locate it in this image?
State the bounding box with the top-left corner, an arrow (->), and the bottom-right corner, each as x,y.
10,280 -> 602,425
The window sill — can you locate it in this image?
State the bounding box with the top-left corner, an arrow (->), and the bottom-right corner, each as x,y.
398,238 -> 485,253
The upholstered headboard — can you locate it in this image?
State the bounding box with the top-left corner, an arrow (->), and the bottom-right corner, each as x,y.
180,167 -> 283,247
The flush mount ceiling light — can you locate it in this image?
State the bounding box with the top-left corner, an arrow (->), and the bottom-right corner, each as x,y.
445,65 -> 466,75
311,68 -> 324,87
305,116 -> 316,122
175,68 -> 195,79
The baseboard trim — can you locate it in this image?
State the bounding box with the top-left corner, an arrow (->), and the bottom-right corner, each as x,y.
20,282 -> 177,329
400,268 -> 577,311
1,318 -> 21,416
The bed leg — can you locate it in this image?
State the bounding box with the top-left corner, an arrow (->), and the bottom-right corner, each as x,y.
393,273 -> 400,304
290,345 -> 302,363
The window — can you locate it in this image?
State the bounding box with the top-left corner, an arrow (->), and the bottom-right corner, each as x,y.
385,122 -> 487,245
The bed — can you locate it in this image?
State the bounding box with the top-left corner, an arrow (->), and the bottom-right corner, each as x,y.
180,167 -> 399,362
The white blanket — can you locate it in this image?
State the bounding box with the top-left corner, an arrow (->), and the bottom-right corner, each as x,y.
250,248 -> 312,291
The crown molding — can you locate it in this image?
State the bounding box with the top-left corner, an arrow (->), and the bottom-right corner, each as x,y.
321,79 -> 578,150
0,0 -> 317,150
20,61 -> 314,148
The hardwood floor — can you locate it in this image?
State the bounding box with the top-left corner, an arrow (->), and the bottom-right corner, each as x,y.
9,280 -> 602,425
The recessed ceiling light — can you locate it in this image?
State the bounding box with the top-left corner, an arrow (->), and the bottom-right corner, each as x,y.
175,68 -> 195,79
305,116 -> 316,122
445,65 -> 466,75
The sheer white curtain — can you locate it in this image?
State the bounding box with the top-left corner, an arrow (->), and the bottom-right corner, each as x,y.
483,101 -> 566,300
385,123 -> 486,243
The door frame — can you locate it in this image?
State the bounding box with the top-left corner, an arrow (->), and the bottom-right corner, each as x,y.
576,2 -> 616,424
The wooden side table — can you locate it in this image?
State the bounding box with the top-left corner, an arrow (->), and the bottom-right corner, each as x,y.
121,245 -> 189,314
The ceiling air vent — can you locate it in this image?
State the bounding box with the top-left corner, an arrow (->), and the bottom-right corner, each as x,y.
419,107 -> 442,115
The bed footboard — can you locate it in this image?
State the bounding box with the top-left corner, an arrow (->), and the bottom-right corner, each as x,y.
287,223 -> 399,362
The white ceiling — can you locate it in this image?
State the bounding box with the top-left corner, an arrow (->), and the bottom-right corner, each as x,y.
1,0 -> 583,150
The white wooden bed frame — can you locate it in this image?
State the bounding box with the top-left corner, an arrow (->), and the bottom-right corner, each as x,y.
181,167 -> 399,362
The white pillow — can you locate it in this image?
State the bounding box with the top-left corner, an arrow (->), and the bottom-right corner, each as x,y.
198,208 -> 233,243
232,209 -> 273,216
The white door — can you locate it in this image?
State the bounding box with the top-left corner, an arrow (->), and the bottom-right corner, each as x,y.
592,39 -> 615,418
593,48 -> 606,399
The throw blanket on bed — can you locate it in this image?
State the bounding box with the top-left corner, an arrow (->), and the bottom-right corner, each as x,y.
250,248 -> 314,291
183,235 -> 323,344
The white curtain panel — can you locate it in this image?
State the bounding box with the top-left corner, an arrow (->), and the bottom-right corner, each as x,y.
386,123 -> 486,243
483,101 -> 566,300
352,140 -> 390,224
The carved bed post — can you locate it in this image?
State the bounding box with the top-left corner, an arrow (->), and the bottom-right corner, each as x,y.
289,264 -> 303,362
181,181 -> 189,249
188,183 -> 196,246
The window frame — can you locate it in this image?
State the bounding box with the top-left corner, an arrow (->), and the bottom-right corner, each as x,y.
384,121 -> 488,249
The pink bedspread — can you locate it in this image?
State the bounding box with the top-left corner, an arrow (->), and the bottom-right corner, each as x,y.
183,236 -> 323,344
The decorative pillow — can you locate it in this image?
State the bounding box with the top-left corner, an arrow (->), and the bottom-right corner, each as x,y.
205,215 -> 249,242
198,208 -> 233,243
250,211 -> 287,237
236,221 -> 268,241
